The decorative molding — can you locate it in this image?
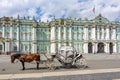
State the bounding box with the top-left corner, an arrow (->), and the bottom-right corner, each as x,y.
0,37 -> 5,41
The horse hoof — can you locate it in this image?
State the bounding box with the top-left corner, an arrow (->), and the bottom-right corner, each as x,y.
22,69 -> 25,70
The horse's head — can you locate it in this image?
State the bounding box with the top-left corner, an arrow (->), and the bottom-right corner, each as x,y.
10,54 -> 15,63
10,54 -> 20,63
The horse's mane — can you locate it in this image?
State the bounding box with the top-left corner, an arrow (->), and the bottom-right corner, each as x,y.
11,53 -> 22,58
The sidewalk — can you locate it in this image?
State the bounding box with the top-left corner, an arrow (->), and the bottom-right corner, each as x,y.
1,68 -> 120,79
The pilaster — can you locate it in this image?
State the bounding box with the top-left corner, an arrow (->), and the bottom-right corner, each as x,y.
83,42 -> 88,54
2,26 -> 5,38
92,25 -> 96,40
69,27 -> 72,46
105,42 -> 109,53
63,26 -> 66,45
50,25 -> 56,54
106,25 -> 110,40
32,27 -> 37,53
113,42 -> 117,53
83,26 -> 88,40
58,26 -> 61,49
101,27 -> 104,40
112,26 -> 116,40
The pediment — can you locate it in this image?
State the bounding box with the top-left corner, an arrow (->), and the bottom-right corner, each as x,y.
91,14 -> 109,23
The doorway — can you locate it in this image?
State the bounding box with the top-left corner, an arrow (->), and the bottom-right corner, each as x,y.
88,42 -> 92,53
109,43 -> 113,54
97,42 -> 104,53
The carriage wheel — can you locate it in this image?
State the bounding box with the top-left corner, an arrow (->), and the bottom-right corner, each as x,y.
75,57 -> 87,69
64,63 -> 72,69
46,60 -> 56,70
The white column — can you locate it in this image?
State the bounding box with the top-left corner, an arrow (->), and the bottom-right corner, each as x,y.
94,43 -> 97,53
33,28 -> 36,40
16,26 -> 19,52
92,43 -> 95,53
92,26 -> 96,40
97,28 -> 100,40
106,25 -> 110,40
83,42 -> 88,54
63,26 -> 66,45
10,27 -> 13,39
113,43 -> 117,53
58,27 -> 61,49
101,27 -> 104,40
5,42 -> 10,52
32,28 -> 37,53
105,43 -> 109,53
104,43 -> 107,53
83,26 -> 88,40
112,28 -> 116,40
17,26 -> 19,40
33,43 -> 37,53
50,26 -> 56,54
9,26 -> 12,53
2,26 -> 5,38
69,27 -> 72,46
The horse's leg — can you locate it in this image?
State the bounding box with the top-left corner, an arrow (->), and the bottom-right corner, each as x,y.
36,60 -> 39,69
37,62 -> 39,69
21,62 -> 25,70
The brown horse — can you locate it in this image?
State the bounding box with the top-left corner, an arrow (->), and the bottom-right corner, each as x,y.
10,53 -> 40,70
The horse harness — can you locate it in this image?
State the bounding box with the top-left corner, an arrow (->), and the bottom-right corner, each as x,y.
19,54 -> 28,62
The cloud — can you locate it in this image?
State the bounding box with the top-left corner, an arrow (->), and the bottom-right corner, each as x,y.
0,0 -> 120,22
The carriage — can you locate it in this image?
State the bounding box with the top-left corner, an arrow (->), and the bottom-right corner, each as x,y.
55,46 -> 87,68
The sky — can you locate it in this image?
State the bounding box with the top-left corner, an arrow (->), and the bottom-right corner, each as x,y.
0,0 -> 120,22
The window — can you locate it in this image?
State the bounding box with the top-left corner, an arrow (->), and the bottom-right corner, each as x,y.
5,32 -> 9,38
25,45 -> 28,51
25,33 -> 27,40
21,44 -> 23,51
14,46 -> 17,51
13,32 -> 17,40
13,27 -> 17,32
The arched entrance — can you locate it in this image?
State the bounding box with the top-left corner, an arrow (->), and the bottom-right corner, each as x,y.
97,42 -> 104,53
88,42 -> 92,53
109,43 -> 113,54
0,44 -> 2,54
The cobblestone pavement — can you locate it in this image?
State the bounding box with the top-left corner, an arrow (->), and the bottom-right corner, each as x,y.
1,54 -> 120,74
